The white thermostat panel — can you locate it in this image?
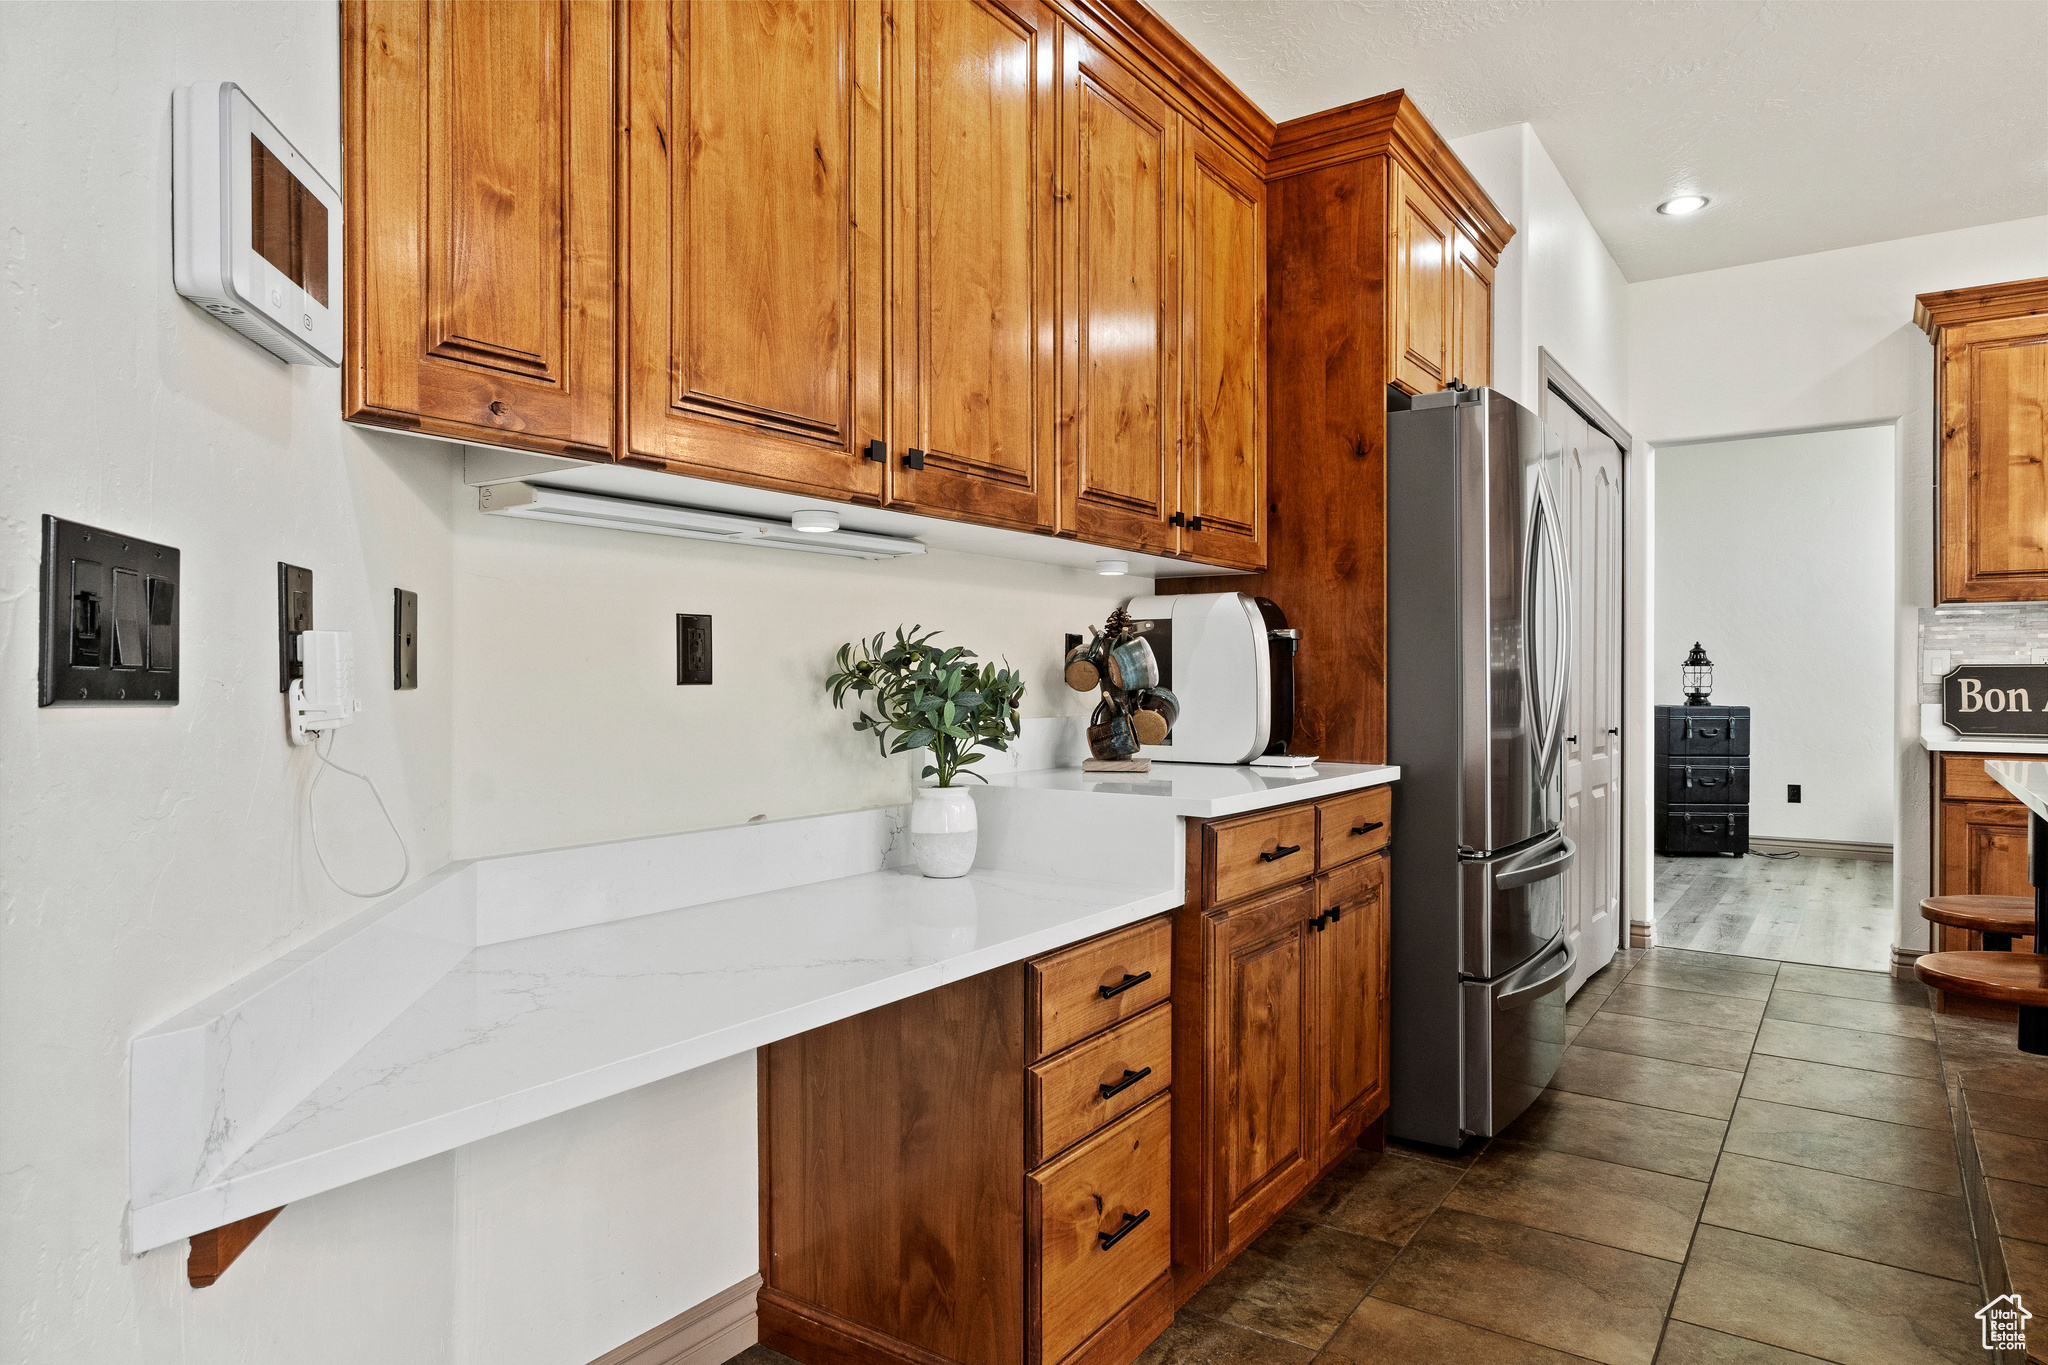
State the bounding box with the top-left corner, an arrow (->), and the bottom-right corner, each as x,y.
173,81 -> 341,366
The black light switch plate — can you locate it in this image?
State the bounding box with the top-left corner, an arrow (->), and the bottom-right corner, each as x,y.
1787,784 -> 1801,803
394,588 -> 418,690
39,514 -> 180,706
677,614 -> 712,685
278,563 -> 312,693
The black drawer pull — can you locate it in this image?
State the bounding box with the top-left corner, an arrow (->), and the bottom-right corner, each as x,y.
1350,820 -> 1384,837
1309,912 -> 1327,932
1099,970 -> 1152,1000
1260,843 -> 1302,863
1099,1067 -> 1153,1100
1098,1209 -> 1151,1250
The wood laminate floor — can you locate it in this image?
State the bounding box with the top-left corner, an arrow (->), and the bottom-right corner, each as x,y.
1654,853 -> 1895,973
729,948 -> 1983,1365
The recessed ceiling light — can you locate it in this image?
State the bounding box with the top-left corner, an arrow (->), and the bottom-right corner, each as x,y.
791,510 -> 840,534
1095,559 -> 1129,576
1657,195 -> 1710,216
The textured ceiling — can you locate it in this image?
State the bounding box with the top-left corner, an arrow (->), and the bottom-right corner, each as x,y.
1147,0 -> 2048,281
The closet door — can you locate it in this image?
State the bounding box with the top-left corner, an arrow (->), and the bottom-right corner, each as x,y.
623,0 -> 886,500
1558,404 -> 1623,993
1059,26 -> 1180,555
884,0 -> 1059,530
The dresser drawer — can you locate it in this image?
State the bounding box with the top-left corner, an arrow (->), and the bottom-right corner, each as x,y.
1656,759 -> 1749,807
1657,708 -> 1749,757
1660,808 -> 1749,855
1029,916 -> 1172,1061
1316,786 -> 1392,869
1205,804 -> 1318,906
1029,1094 -> 1172,1365
1028,1003 -> 1172,1167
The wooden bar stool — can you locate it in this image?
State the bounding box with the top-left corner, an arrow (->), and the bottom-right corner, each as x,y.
1916,952 -> 2048,1053
1920,894 -> 2035,951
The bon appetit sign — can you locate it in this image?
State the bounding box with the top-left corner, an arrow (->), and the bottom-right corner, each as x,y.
1943,664 -> 2048,739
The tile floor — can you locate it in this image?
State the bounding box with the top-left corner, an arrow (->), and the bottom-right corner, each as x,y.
1654,854 -> 1895,972
731,945 -> 1983,1365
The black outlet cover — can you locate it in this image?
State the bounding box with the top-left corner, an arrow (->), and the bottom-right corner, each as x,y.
677,614 -> 712,685
39,514 -> 180,706
394,588 -> 418,690
278,563 -> 312,693
1787,784 -> 1801,803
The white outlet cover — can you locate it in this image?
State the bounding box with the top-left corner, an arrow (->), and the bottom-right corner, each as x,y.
1925,650 -> 1953,681
2031,648 -> 2048,664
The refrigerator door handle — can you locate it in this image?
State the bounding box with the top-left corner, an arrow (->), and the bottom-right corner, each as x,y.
1495,934 -> 1576,1010
1495,836 -> 1576,891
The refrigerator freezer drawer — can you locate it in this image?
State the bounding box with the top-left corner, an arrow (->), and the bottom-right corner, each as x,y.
1460,935 -> 1573,1138
1460,834 -> 1574,979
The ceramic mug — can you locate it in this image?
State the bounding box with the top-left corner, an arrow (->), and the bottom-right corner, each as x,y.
1137,686 -> 1179,731
1087,701 -> 1140,759
1064,639 -> 1103,693
1104,637 -> 1160,691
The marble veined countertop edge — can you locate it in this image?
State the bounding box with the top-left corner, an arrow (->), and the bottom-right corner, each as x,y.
1986,759 -> 2048,823
129,868 -> 1179,1251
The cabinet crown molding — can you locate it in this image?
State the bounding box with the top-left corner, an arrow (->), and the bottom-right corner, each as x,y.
1265,90 -> 1515,262
1067,0 -> 1277,159
1914,275 -> 2048,337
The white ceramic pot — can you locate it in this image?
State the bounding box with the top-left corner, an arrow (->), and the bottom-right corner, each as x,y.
910,786 -> 978,879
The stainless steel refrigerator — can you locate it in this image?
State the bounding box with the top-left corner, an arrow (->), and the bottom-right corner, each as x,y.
1387,387 -> 1576,1147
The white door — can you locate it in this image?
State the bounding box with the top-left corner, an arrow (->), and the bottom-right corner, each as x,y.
1558,404 -> 1624,993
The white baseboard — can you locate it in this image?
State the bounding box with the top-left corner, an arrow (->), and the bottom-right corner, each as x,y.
1748,836 -> 1894,863
1891,944 -> 1927,982
590,1274 -> 760,1365
1629,921 -> 1654,949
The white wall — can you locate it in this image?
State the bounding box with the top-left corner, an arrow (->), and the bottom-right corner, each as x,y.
0,4 -> 1140,1361
1653,427 -> 1896,845
1628,214 -> 2048,960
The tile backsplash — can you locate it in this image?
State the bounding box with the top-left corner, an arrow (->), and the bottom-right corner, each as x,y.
1917,603 -> 2048,702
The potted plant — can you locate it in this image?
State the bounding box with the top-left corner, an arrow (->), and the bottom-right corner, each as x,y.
827,626 -> 1026,877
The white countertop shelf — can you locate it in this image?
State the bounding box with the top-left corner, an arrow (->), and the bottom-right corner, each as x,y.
1919,703 -> 2048,754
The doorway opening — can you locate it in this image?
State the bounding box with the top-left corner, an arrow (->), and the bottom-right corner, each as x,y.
1649,424 -> 1897,970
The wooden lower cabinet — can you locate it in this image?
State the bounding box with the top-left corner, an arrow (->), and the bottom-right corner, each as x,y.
1172,795 -> 1393,1293
1934,753 -> 2036,957
759,921 -> 1176,1365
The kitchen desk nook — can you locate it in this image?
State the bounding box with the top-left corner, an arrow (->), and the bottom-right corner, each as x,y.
130,758 -> 1397,1365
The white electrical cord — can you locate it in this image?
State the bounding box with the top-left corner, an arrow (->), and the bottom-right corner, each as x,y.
308,729 -> 411,898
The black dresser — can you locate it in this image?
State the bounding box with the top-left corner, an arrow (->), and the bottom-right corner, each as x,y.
1655,705 -> 1751,855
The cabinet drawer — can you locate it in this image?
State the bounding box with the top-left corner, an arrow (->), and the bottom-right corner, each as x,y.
1317,787 -> 1392,868
1656,708 -> 1749,757
1656,760 -> 1750,807
1316,850 -> 1386,918
1030,1094 -> 1172,1365
1028,1003 -> 1172,1167
1029,916 -> 1172,1061
1659,808 -> 1749,855
1942,753 -> 2035,803
1206,805 -> 1318,905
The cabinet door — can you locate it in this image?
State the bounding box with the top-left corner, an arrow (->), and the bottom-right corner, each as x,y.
883,0 -> 1059,530
1451,230 -> 1493,390
1938,318 -> 2048,602
623,0 -> 886,501
1387,164 -> 1455,396
1940,800 -> 2032,898
1178,121 -> 1265,570
1059,28 -> 1180,555
344,0 -> 614,457
1312,855 -> 1388,1166
1215,883 -> 1316,1254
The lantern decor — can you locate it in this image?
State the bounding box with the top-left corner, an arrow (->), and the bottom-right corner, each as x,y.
1064,606 -> 1180,772
1681,642 -> 1715,706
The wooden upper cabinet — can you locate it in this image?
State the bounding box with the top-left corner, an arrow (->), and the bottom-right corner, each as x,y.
1060,27 -> 1181,556
884,0 -> 1060,531
1178,121 -> 1265,571
343,0 -> 614,458
622,0 -> 886,501
1387,164 -> 1455,397
1451,230 -> 1493,390
1918,279 -> 2048,603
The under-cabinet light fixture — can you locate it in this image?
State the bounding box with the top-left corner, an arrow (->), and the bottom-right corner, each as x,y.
1657,194 -> 1710,216
476,483 -> 925,561
791,510 -> 841,534
1096,559 -> 1130,576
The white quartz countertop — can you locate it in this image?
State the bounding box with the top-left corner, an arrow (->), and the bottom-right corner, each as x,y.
1919,703 -> 2048,754
129,806 -> 1179,1252
1987,760 -> 2048,823
979,761 -> 1400,817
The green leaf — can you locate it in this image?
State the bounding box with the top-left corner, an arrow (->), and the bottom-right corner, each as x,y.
900,727 -> 936,749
